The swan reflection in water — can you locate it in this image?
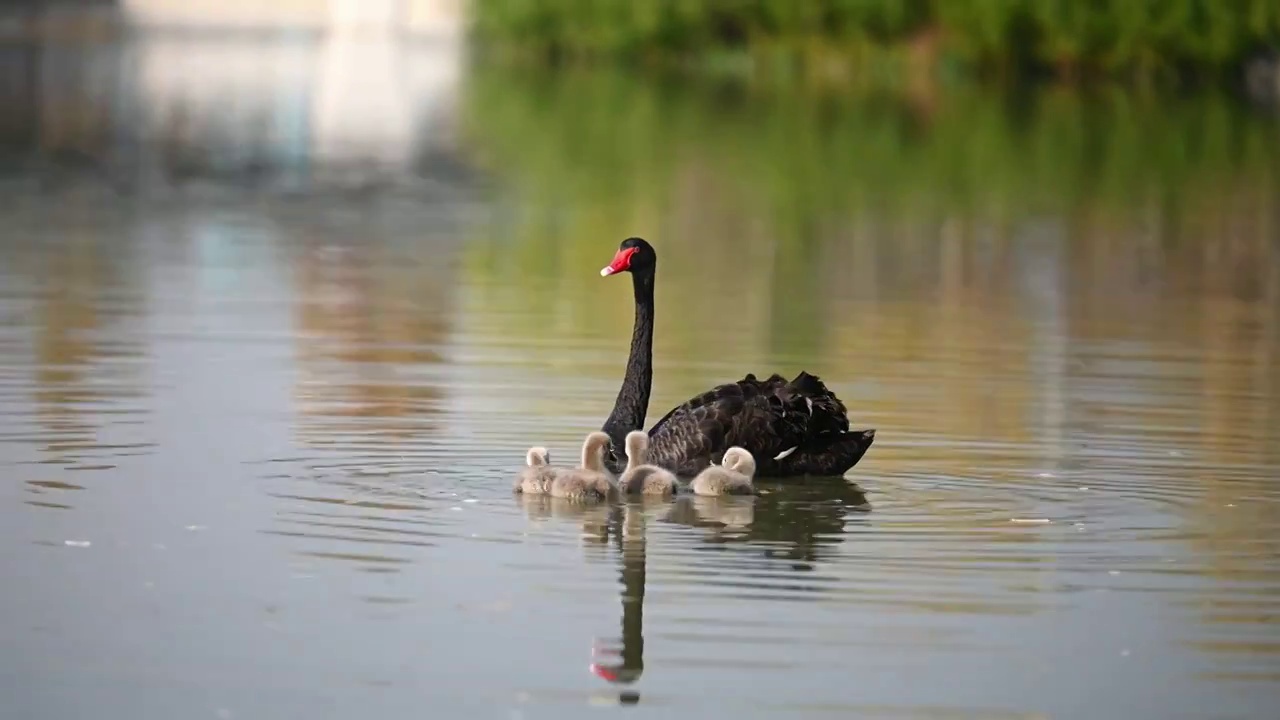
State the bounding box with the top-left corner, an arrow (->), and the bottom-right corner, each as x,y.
513,493 -> 617,545
554,480 -> 872,700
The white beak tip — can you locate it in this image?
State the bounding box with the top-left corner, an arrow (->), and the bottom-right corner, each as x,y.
600,266 -> 615,276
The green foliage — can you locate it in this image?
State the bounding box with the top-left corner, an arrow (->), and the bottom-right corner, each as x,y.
469,0 -> 1280,81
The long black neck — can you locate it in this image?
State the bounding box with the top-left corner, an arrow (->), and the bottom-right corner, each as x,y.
602,268 -> 654,452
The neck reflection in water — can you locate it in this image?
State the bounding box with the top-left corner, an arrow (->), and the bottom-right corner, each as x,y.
571,480 -> 871,698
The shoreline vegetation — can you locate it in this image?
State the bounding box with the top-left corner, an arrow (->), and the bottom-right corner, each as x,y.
469,0 -> 1280,90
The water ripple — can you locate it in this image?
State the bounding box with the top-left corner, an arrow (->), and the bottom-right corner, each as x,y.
3,58 -> 1279,718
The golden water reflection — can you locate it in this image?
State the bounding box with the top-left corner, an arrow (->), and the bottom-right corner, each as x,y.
291,238 -> 453,447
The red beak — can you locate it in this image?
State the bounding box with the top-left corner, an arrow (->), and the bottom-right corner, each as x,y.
590,662 -> 619,681
600,247 -> 637,276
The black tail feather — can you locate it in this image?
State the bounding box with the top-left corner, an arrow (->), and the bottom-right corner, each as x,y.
787,370 -> 829,397
770,429 -> 876,477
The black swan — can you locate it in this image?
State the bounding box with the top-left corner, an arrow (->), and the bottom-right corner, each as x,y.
598,237 -> 876,477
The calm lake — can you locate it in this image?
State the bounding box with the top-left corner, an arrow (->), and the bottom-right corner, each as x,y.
2,28 -> 1279,720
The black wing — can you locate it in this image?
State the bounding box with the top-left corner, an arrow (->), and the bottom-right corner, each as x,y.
643,372 -> 837,476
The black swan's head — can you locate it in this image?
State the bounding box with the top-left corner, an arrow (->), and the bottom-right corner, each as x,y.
600,237 -> 656,278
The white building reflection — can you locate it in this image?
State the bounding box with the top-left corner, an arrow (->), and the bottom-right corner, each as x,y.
122,0 -> 465,38
0,1 -> 465,190
126,8 -> 462,183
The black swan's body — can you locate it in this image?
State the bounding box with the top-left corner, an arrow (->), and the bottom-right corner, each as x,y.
598,237 -> 876,477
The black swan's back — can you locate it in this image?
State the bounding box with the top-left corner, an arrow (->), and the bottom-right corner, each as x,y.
638,371 -> 873,477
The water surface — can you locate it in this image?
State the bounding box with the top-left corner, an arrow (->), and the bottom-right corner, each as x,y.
2,30 -> 1280,720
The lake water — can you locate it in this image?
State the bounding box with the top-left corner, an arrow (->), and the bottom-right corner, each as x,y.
2,27 -> 1280,720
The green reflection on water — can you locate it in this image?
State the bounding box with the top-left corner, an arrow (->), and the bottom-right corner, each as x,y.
462,65 -> 1277,220
457,65 -> 1277,360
